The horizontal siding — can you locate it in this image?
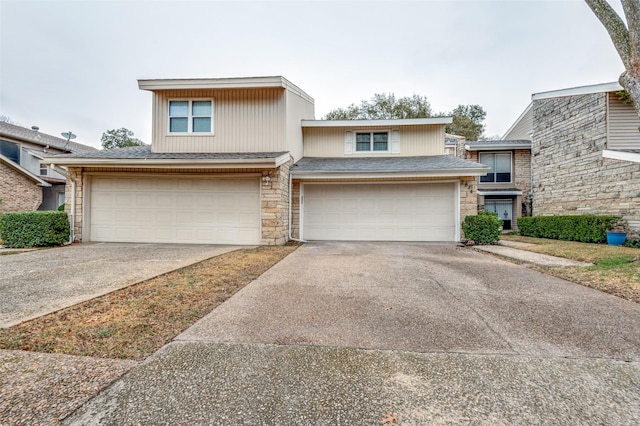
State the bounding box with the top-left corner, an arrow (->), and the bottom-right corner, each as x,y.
303,125 -> 445,157
152,88 -> 286,153
503,107 -> 532,140
608,92 -> 640,150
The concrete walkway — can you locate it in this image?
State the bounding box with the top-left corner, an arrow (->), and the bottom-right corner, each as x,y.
0,243 -> 242,327
63,242 -> 640,425
472,241 -> 594,267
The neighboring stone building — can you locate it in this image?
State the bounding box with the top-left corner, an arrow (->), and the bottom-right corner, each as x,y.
504,82 -> 640,231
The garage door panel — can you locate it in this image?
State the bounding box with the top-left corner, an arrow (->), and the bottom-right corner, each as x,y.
90,176 -> 261,244
303,183 -> 456,242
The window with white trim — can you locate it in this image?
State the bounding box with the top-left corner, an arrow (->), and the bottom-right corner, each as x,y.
168,100 -> 213,133
40,163 -> 48,176
355,131 -> 389,152
479,152 -> 512,183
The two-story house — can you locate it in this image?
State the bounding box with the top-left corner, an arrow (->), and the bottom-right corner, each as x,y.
0,122 -> 97,212
504,82 -> 640,232
46,76 -> 488,245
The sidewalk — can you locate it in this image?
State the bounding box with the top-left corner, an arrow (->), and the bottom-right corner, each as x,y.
472,240 -> 593,267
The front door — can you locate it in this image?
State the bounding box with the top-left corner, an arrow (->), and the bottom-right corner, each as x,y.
485,199 -> 513,230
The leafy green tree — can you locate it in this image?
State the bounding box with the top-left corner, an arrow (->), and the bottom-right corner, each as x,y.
101,128 -> 145,150
445,104 -> 486,141
585,0 -> 640,116
324,93 -> 486,140
324,93 -> 432,120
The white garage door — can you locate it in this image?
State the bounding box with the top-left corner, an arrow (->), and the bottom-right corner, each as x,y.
302,182 -> 456,241
89,175 -> 261,244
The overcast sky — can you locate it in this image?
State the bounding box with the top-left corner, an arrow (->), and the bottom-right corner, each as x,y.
0,0 -> 626,148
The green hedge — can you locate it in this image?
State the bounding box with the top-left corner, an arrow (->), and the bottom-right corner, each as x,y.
462,211 -> 503,244
517,215 -> 621,243
0,211 -> 70,248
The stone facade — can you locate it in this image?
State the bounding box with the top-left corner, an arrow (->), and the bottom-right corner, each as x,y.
533,93 -> 640,230
0,162 -> 43,212
260,161 -> 290,245
65,168 -> 84,241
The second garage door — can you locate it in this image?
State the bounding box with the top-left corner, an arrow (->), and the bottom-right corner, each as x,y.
89,175 -> 261,244
302,182 -> 456,241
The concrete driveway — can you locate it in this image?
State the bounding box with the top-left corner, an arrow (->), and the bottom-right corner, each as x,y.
65,242 -> 640,425
0,243 -> 241,327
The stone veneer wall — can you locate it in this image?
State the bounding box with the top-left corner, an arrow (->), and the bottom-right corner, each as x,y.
533,93 -> 640,230
65,164 -> 291,245
290,177 -> 478,240
260,160 -> 290,245
0,162 -> 43,212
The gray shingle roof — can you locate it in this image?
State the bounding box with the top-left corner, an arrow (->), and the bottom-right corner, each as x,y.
0,121 -> 98,153
292,155 -> 487,173
49,144 -> 289,160
466,139 -> 531,148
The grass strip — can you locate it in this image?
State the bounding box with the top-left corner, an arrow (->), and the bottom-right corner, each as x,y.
0,245 -> 299,360
501,235 -> 640,303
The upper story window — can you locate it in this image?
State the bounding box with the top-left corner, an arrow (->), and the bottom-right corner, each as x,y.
169,100 -> 213,134
40,163 -> 48,176
479,152 -> 512,183
355,131 -> 389,152
0,139 -> 20,163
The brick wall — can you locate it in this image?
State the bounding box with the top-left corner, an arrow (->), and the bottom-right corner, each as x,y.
0,162 -> 42,212
533,93 -> 640,230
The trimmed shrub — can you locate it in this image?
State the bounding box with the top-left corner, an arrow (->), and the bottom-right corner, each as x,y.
57,204 -> 65,212
0,211 -> 70,248
462,211 -> 502,244
517,215 -> 620,243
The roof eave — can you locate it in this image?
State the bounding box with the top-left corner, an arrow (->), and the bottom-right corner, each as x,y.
465,143 -> 531,151
301,117 -> 452,127
532,82 -> 623,100
291,168 -> 489,179
43,153 -> 290,169
603,149 -> 640,163
0,154 -> 51,186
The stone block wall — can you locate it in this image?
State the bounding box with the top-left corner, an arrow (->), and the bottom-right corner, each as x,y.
0,162 -> 43,212
533,93 -> 640,230
514,149 -> 532,216
260,161 -> 290,245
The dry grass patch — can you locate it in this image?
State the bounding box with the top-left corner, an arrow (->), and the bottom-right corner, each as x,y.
0,244 -> 299,360
501,235 -> 640,303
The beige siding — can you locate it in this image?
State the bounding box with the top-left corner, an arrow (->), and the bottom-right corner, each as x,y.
151,88 -> 286,153
303,125 -> 445,157
285,89 -> 315,162
608,92 -> 640,150
503,106 -> 532,140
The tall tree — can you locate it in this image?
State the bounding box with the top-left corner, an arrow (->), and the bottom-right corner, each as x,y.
324,94 -> 486,140
101,128 -> 145,150
585,0 -> 640,116
445,104 -> 486,141
324,93 -> 432,120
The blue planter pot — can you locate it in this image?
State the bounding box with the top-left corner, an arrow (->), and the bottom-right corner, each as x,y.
606,232 -> 627,246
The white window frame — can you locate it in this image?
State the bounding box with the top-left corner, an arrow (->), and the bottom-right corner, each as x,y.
479,152 -> 513,184
353,130 -> 391,153
40,163 -> 49,176
168,99 -> 214,135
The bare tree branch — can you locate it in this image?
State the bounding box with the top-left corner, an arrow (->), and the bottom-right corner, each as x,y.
585,0 -> 632,67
